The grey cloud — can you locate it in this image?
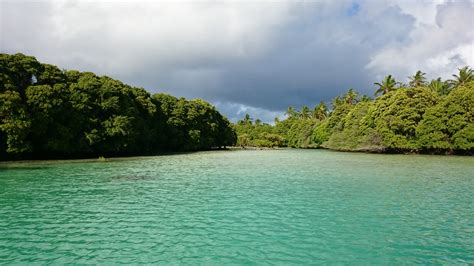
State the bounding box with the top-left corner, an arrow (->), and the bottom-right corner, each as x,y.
1,0 -> 472,122
130,2 -> 416,111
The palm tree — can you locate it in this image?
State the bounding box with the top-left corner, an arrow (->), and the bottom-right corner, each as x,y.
286,106 -> 296,118
429,78 -> 450,95
344,88 -> 358,105
300,106 -> 311,119
448,66 -> 473,88
313,101 -> 328,120
408,70 -> 427,88
374,75 -> 398,96
361,95 -> 372,102
242,113 -> 252,125
331,96 -> 343,109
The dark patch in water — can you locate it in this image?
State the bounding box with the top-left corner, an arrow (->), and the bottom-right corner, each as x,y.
0,166 -> 50,171
110,175 -> 152,181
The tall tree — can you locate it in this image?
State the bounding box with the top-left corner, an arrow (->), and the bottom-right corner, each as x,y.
408,70 -> 427,88
344,88 -> 358,105
429,78 -> 450,95
300,106 -> 311,119
313,101 -> 328,120
243,113 -> 252,125
331,96 -> 343,109
286,106 -> 297,118
449,66 -> 473,88
374,75 -> 398,96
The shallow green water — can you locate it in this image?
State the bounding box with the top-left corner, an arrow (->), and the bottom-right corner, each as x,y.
0,150 -> 473,264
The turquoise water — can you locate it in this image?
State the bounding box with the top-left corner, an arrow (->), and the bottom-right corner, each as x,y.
0,149 -> 473,264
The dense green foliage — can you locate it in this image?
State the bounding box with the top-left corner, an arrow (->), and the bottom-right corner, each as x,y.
234,115 -> 285,148
234,68 -> 473,154
2,53 -> 471,157
0,53 -> 236,159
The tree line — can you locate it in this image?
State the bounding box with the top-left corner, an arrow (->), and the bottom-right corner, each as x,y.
0,53 -> 236,160
234,67 -> 473,154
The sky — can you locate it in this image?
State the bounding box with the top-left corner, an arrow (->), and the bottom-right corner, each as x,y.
1,0 -> 473,122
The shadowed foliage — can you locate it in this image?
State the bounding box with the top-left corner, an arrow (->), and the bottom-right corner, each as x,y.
0,53 -> 236,160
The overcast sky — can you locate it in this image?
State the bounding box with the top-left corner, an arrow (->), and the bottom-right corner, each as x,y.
1,0 -> 473,122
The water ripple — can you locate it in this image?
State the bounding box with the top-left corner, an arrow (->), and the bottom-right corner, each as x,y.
0,150 -> 473,264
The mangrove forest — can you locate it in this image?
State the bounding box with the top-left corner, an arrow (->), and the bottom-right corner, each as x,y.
0,53 -> 236,160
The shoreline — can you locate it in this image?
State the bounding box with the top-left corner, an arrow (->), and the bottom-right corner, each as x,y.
229,146 -> 473,156
1,146 -> 471,164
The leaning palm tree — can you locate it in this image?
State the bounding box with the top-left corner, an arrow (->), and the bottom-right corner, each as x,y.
429,78 -> 450,95
448,66 -> 473,88
374,75 -> 398,96
331,96 -> 343,109
313,101 -> 328,120
300,106 -> 311,119
408,70 -> 427,88
285,106 -> 296,118
344,88 -> 359,105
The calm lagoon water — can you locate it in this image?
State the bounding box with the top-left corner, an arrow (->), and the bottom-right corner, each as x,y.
0,149 -> 473,264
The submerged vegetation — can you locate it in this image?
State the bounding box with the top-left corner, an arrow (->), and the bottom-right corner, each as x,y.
0,53 -> 236,160
234,67 -> 474,155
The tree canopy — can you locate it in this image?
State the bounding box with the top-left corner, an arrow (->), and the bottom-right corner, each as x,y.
0,53 -> 236,160
233,67 -> 473,155
2,53 -> 471,158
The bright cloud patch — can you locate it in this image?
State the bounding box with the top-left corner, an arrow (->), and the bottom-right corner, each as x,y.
367,0 -> 474,82
213,101 -> 285,124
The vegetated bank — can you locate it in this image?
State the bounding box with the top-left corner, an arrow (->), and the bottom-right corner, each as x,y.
234,69 -> 474,155
0,53 -> 236,160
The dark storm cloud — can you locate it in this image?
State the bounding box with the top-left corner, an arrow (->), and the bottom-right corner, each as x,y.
124,3 -> 416,111
1,0 -> 472,122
